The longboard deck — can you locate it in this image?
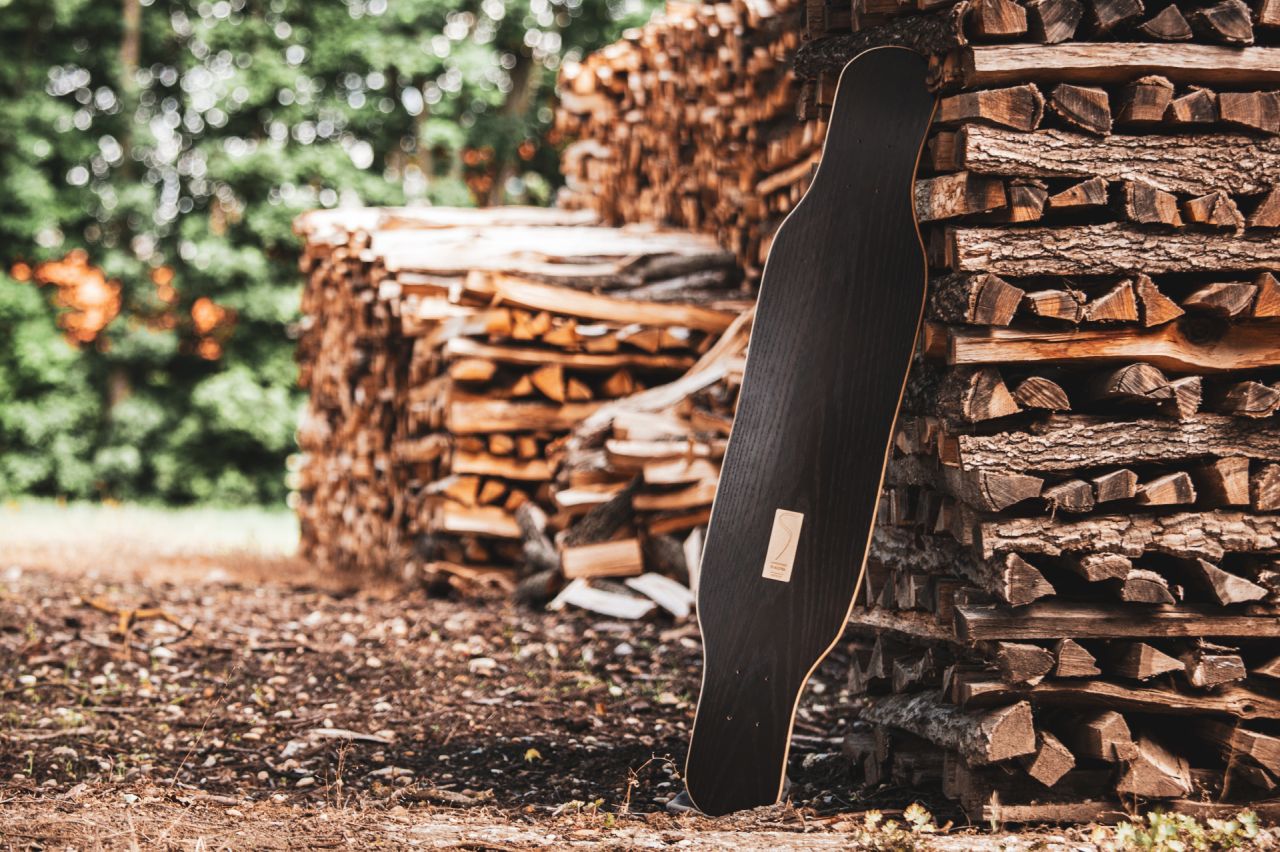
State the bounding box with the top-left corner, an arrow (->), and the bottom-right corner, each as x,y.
684,47 -> 937,817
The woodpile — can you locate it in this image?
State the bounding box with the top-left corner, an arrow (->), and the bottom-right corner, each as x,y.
559,0 -> 1280,824
293,206 -> 747,600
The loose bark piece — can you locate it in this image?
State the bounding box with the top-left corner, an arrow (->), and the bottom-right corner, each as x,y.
938,85 -> 1046,132
1119,568 -> 1176,604
1135,471 -> 1196,506
1183,190 -> 1245,232
1165,87 -> 1218,124
972,0 -> 1028,36
1182,647 -> 1247,688
995,642 -> 1056,685
1116,736 -> 1193,798
1026,0 -> 1084,41
1023,288 -> 1085,322
1109,642 -> 1183,680
1116,76 -> 1175,125
1013,376 -> 1070,411
930,272 -> 1025,326
1074,710 -> 1136,762
1253,272 -> 1280,315
1054,638 -> 1101,677
957,123 -> 1280,196
1043,479 -> 1095,513
1253,464 -> 1280,511
861,692 -> 1037,765
1159,376 -> 1202,421
1092,469 -> 1139,503
1091,363 -> 1173,403
1219,91 -> 1280,135
1048,84 -> 1112,135
1066,552 -> 1133,582
1138,3 -> 1192,39
1189,0 -> 1254,45
1134,274 -> 1185,327
1192,457 -> 1251,507
1047,176 -> 1109,210
1187,557 -> 1268,604
1021,731 -> 1075,788
1212,380 -> 1280,417
1121,180 -> 1183,227
914,172 -> 1008,222
1250,193 -> 1280,229
1082,280 -> 1139,323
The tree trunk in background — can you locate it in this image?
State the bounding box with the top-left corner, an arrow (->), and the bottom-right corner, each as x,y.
484,53 -> 535,207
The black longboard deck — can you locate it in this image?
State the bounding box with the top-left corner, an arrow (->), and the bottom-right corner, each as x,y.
684,47 -> 937,817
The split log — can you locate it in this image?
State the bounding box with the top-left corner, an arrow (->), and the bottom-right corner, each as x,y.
1082,280 -> 1138,323
1021,731 -> 1076,787
559,538 -> 644,580
1201,720 -> 1280,775
975,509 -> 1280,561
1012,376 -> 1070,410
1135,274 -> 1185,327
1092,469 -> 1138,503
914,172 -> 1008,222
1064,552 -> 1131,582
1115,736 -> 1193,798
860,692 -> 1037,765
1253,273 -> 1280,316
1182,282 -> 1257,317
956,601 -> 1280,641
1186,558 -> 1268,604
957,124 -> 1280,196
1135,471 -> 1196,506
1119,180 -> 1182,227
1165,87 -> 1218,124
933,320 -> 1280,373
956,673 -> 1280,717
1183,191 -> 1245,232
998,178 -> 1049,222
1251,193 -> 1280,230
1254,464 -> 1280,511
1022,288 -> 1085,322
1026,0 -> 1084,41
946,223 -> 1280,276
1055,638 -> 1101,677
1219,91 -> 1280,135
1212,381 -> 1280,418
953,414 -> 1280,473
1192,457 -> 1251,507
1073,710 -> 1136,761
1048,84 -> 1112,135
1138,4 -> 1192,40
1047,176 -> 1108,210
1164,377 -> 1204,420
937,366 -> 1021,422
1115,76 -> 1175,125
1091,363 -> 1172,403
1043,479 -> 1095,513
1109,642 -> 1183,680
956,44 -> 1280,89
1189,0 -> 1255,46
929,272 -> 1025,326
938,85 -> 1046,132
1181,646 -> 1248,688
995,642 -> 1056,685
1118,569 -> 1177,604
971,0 -> 1028,36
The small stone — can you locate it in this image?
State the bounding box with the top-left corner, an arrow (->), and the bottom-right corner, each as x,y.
365,656 -> 383,668
614,642 -> 634,656
122,793 -> 139,804
51,746 -> 78,760
296,776 -> 316,788
374,701 -> 393,713
17,675 -> 36,687
468,657 -> 497,675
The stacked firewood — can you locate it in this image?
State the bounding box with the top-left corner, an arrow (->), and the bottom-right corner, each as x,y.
826,9 -> 1280,825
556,0 -> 810,280
293,206 -> 747,596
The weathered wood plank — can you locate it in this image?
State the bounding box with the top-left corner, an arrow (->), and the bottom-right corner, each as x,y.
957,601 -> 1280,641
959,44 -> 1280,88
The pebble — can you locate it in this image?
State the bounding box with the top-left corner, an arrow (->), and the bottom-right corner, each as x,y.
296,776 -> 316,788
374,701 -> 393,713
50,746 -> 77,760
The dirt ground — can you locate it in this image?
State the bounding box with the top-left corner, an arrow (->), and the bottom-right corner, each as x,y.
0,504 -> 1264,849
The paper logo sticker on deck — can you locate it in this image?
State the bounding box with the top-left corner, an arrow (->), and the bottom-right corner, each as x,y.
762,509 -> 804,583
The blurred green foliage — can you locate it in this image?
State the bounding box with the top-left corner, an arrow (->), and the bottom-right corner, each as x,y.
0,0 -> 654,505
